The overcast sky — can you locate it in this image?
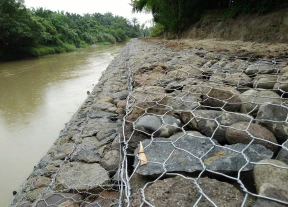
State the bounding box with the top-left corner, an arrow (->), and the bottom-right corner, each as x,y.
24,0 -> 153,26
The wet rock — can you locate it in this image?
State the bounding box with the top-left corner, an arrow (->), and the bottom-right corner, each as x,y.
55,162 -> 109,192
36,193 -> 82,207
239,89 -> 282,115
253,75 -> 277,89
181,110 -> 252,143
131,176 -> 253,207
224,72 -> 252,86
134,133 -> 272,175
256,103 -> 288,143
276,141 -> 288,165
201,86 -> 242,112
226,122 -> 278,152
71,145 -> 100,163
134,115 -> 182,137
86,191 -> 119,207
254,159 -> 288,205
100,149 -> 120,173
245,64 -> 274,75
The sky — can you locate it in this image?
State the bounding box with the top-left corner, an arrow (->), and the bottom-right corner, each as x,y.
24,0 -> 153,26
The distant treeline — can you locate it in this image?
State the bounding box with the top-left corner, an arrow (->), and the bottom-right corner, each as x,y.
132,0 -> 287,34
0,0 -> 143,60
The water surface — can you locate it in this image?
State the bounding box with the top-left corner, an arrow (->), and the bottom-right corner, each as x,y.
0,44 -> 124,206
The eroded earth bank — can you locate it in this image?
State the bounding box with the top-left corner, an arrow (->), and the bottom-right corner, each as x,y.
11,38 -> 288,207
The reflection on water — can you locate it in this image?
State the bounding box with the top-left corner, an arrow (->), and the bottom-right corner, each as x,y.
0,44 -> 124,206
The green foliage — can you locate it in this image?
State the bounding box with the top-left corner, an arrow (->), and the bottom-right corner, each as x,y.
150,23 -> 164,37
132,0 -> 287,34
0,1 -> 141,60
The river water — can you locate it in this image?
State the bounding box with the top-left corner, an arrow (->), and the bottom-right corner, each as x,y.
0,44 -> 124,206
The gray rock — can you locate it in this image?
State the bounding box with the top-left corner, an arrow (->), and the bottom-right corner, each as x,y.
224,72 -> 252,86
239,89 -> 282,115
100,149 -> 120,173
71,145 -> 100,163
201,86 -> 242,112
226,122 -> 278,152
88,110 -> 117,120
92,102 -> 114,111
245,64 -> 274,75
112,90 -> 128,100
276,141 -> 288,165
134,115 -> 182,137
51,143 -> 74,160
166,93 -> 201,111
134,133 -> 273,175
85,191 -> 119,207
55,162 -> 109,192
253,188 -> 288,207
130,176 -> 253,207
274,72 -> 288,92
254,159 -> 288,205
36,193 -> 82,207
16,201 -> 32,207
81,121 -> 118,139
256,103 -> 288,143
181,110 -> 252,143
33,177 -> 51,190
253,75 -> 277,89
26,187 -> 47,202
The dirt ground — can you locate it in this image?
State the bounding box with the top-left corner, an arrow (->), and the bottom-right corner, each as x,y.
144,38 -> 288,59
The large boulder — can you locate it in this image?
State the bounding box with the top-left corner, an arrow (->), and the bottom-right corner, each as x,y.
55,162 -> 109,193
134,133 -> 273,176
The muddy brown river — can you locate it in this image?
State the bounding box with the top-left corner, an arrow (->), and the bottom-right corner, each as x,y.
0,44 -> 124,206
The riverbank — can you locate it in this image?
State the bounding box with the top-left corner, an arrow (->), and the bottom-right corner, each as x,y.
11,38 -> 288,207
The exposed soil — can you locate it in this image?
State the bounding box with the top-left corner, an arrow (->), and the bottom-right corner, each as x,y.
144,38 -> 288,58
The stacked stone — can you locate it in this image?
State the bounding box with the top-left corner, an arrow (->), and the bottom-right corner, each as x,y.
10,45 -> 130,207
11,39 -> 288,207
124,39 -> 288,207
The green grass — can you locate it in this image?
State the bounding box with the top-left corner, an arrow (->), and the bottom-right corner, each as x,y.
28,43 -> 77,57
97,41 -> 112,45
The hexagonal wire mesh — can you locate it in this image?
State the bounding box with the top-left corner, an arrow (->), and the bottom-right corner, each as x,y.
10,39 -> 288,207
